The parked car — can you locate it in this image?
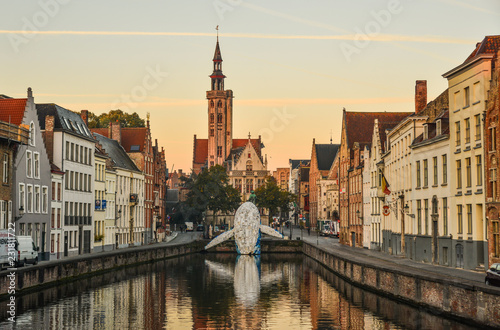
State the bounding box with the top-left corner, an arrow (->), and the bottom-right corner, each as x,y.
485,263 -> 500,286
196,224 -> 204,232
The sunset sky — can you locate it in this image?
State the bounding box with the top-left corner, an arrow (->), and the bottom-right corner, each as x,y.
1,0 -> 499,172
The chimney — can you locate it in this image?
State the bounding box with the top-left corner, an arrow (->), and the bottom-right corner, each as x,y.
109,120 -> 122,144
415,80 -> 427,114
45,115 -> 55,162
80,110 -> 89,126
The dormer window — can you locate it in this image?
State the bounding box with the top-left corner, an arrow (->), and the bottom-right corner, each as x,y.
424,124 -> 428,140
436,120 -> 442,136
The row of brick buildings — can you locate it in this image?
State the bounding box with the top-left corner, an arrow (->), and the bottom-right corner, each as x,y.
278,35 -> 500,270
0,89 -> 168,260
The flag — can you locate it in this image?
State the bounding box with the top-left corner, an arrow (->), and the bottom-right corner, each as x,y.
381,173 -> 391,195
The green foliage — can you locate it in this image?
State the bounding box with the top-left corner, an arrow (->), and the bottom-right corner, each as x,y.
254,176 -> 296,218
87,109 -> 145,128
181,165 -> 241,224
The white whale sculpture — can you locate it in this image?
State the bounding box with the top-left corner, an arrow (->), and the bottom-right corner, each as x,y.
204,202 -> 283,254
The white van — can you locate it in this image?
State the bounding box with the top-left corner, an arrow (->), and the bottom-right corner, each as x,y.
16,236 -> 38,266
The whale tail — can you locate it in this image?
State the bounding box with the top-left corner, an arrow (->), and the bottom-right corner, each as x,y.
204,229 -> 235,250
260,225 -> 284,239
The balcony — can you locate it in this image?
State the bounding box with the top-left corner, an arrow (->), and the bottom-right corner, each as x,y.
0,121 -> 29,144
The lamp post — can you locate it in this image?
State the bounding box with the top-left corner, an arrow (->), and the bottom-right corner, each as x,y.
14,206 -> 24,221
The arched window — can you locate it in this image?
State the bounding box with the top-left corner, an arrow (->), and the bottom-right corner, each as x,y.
246,161 -> 252,171
210,113 -> 214,124
218,101 -> 222,108
29,121 -> 35,146
210,100 -> 214,108
217,114 -> 223,123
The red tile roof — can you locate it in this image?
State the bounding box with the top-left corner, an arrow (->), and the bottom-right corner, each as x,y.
193,138 -> 208,165
345,111 -> 411,151
0,98 -> 27,125
90,128 -> 108,137
122,128 -> 148,152
464,35 -> 500,63
232,138 -> 261,156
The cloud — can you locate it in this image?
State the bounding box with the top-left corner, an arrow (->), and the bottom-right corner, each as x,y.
0,30 -> 474,44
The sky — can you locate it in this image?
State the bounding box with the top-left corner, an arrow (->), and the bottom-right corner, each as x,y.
1,0 -> 499,173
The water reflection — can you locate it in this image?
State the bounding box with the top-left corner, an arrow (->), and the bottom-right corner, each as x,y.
0,254 -> 479,330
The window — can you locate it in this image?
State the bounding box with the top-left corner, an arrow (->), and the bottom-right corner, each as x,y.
416,161 -> 421,188
34,185 -> 40,213
457,160 -> 462,189
433,157 -> 438,186
465,118 -> 470,144
29,121 -> 35,146
71,143 -> 74,161
466,158 -> 471,188
443,197 -> 448,236
454,91 -> 461,110
26,151 -> 32,178
423,159 -> 428,187
493,220 -> 499,257
475,114 -> 481,141
57,183 -> 61,200
476,155 -> 482,186
467,204 -> 472,234
464,86 -> 470,108
457,205 -> 463,234
473,82 -> 481,103
34,152 -> 40,179
424,199 -> 429,235
19,183 -> 25,212
217,113 -> 223,123
455,122 -> 461,146
66,141 -> 70,160
210,113 -> 214,123
27,185 -> 33,213
246,161 -> 253,171
42,186 -> 48,213
436,120 -> 442,136
51,208 -> 55,228
490,127 -> 497,151
417,200 -> 422,234
2,153 -> 8,184
490,167 -> 497,200
442,155 -> 447,184
217,146 -> 222,157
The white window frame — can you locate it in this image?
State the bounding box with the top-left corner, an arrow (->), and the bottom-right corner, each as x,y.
26,150 -> 32,178
19,183 -> 25,212
27,184 -> 33,213
42,186 -> 48,213
29,121 -> 35,146
34,185 -> 40,213
34,152 -> 40,179
2,153 -> 8,184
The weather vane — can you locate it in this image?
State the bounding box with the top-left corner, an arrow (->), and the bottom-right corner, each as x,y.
216,25 -> 219,40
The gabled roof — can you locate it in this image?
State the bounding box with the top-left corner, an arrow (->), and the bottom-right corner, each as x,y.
464,35 -> 500,63
0,98 -> 27,125
93,133 -> 140,172
232,138 -> 262,157
193,138 -> 208,165
315,144 -> 340,171
36,103 -> 93,139
290,159 -> 310,170
89,127 -> 149,152
345,111 -> 411,151
0,94 -> 13,99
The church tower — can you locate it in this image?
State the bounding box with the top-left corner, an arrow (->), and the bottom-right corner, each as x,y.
207,34 -> 233,167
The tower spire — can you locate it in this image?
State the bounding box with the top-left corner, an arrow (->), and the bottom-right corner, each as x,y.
210,28 -> 225,91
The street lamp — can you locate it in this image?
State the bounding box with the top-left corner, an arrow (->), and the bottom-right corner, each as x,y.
14,206 -> 24,221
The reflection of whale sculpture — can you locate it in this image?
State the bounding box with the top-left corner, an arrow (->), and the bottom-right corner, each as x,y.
205,202 -> 283,254
205,255 -> 282,307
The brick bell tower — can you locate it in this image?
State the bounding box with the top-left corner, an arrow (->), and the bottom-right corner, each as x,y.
207,30 -> 233,167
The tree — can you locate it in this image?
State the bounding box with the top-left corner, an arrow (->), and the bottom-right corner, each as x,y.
181,165 -> 241,229
254,176 -> 296,220
87,109 -> 145,128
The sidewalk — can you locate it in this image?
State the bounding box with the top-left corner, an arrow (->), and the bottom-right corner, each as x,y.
300,232 -> 488,286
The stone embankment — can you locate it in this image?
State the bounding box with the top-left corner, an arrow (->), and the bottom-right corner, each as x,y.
302,242 -> 500,329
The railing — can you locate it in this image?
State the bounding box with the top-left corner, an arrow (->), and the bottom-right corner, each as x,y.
0,121 -> 29,144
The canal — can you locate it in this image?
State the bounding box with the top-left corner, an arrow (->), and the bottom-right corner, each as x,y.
0,253 -> 478,329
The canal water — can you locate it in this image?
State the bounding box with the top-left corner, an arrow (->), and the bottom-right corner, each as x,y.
0,254 -> 478,330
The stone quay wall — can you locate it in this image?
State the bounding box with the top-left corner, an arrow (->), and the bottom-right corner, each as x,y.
303,242 -> 500,328
0,241 -> 205,297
